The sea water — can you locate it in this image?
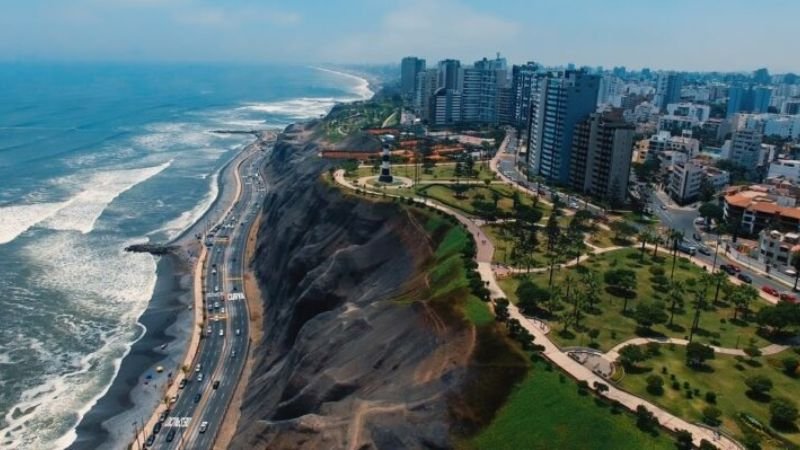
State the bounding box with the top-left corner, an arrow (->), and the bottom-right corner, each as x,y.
0,62 -> 371,449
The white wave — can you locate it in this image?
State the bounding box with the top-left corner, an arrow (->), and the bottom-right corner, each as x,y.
1,233 -> 157,449
152,170 -> 220,241
134,122 -> 217,151
0,201 -> 71,245
237,97 -> 341,119
41,161 -> 172,234
311,66 -> 375,100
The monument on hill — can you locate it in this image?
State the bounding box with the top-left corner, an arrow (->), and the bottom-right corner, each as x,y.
378,143 -> 393,183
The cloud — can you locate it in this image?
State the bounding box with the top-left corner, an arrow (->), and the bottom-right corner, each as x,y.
174,6 -> 301,28
324,0 -> 520,63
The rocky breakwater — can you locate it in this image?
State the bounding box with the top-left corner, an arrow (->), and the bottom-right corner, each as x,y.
231,122 -> 477,449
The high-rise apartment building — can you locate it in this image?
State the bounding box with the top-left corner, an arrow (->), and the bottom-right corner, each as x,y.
730,128 -> 764,176
415,69 -> 439,122
568,110 -> 634,205
510,62 -> 540,129
459,55 -> 508,124
654,72 -> 683,112
527,70 -> 600,184
401,57 -> 426,101
727,85 -> 773,117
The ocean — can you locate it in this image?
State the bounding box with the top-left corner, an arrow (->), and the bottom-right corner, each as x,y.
0,63 -> 371,449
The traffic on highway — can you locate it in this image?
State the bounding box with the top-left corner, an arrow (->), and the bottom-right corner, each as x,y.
146,145 -> 268,450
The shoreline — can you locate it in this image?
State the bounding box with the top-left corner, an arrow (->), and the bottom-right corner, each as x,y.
66,67 -> 375,449
67,134 -> 263,450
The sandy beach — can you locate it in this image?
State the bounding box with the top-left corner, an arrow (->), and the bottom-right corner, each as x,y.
68,132 -> 270,450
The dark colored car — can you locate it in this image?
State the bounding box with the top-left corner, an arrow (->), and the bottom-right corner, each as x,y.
159,411 -> 168,422
737,273 -> 752,284
153,422 -> 162,435
719,264 -> 735,275
179,379 -> 187,389
194,393 -> 202,403
166,429 -> 176,442
780,292 -> 798,303
145,435 -> 155,447
213,380 -> 220,389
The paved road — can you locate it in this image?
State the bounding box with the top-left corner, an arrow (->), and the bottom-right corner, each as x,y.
148,146 -> 268,449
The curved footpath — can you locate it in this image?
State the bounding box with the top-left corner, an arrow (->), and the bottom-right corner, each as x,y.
606,337 -> 788,361
334,159 -> 743,449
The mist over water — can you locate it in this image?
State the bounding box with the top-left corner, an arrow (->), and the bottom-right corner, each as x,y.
0,63 -> 369,449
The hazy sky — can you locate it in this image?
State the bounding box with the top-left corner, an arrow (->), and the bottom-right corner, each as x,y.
1,0 -> 797,72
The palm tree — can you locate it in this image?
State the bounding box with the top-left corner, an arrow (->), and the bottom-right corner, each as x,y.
791,251 -> 800,292
669,229 -> 685,280
637,227 -> 652,261
668,280 -> 684,327
651,227 -> 664,258
710,270 -> 728,305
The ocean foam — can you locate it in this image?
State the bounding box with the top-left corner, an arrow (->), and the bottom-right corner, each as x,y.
41,161 -> 172,234
0,201 -> 71,245
0,233 -> 157,449
237,97 -> 342,119
153,170 -> 220,241
312,66 -> 375,100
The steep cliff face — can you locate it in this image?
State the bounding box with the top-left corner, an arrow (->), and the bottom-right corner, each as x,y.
232,123 -> 474,449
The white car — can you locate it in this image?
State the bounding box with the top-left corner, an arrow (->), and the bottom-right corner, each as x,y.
197,373 -> 203,382
235,329 -> 241,336
219,329 -> 224,336
195,363 -> 201,372
199,421 -> 208,433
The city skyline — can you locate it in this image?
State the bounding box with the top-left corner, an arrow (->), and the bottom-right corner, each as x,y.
1,0 -> 799,72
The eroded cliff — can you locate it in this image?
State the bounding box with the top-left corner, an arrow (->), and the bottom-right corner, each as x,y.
231,123 -> 479,449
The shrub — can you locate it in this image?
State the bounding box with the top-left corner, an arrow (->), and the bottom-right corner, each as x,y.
705,391 -> 717,404
702,405 -> 722,426
671,380 -> 681,390
646,374 -> 664,395
649,265 -> 665,276
745,375 -> 773,396
770,397 -> 799,429
782,357 -> 799,376
674,429 -> 693,450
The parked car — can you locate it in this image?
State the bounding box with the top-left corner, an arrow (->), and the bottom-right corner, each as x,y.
166,429 -> 176,442
153,422 -> 162,435
697,246 -> 712,256
762,286 -> 779,296
677,241 -> 697,256
737,273 -> 753,284
780,292 -> 798,303
730,264 -> 741,273
199,421 -> 209,433
145,435 -> 155,447
179,379 -> 187,389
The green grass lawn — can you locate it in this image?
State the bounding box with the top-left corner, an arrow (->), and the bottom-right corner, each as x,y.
352,163 -> 496,182
465,360 -> 677,450
588,226 -> 617,248
518,248 -> 772,352
619,345 -> 800,449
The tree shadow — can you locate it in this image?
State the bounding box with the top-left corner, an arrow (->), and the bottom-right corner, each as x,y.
745,390 -> 772,403
635,327 -> 667,339
666,323 -> 686,332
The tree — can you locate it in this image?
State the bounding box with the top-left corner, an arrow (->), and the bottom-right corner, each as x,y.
637,226 -> 654,261
604,268 -> 637,312
635,405 -> 659,432
770,397 -> 799,429
582,270 -> 602,313
633,302 -> 668,331
516,279 -> 550,315
646,374 -> 665,395
698,440 -> 719,450
710,270 -> 729,306
618,344 -> 646,369
731,284 -> 758,320
698,202 -> 723,231
791,251 -> 800,292
545,209 -> 562,288
685,342 -> 715,368
745,375 -> 773,397
688,284 -> 709,342
668,229 -> 685,280
667,281 -> 685,327
675,429 -> 694,450
610,220 -> 637,244
698,178 -> 717,203
782,357 -> 799,376
702,405 -> 722,426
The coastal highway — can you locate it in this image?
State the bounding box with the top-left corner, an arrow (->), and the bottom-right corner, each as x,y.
148,144 -> 268,450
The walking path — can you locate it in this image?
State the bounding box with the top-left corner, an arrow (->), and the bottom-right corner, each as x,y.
605,337 -> 788,362
333,166 -> 743,449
